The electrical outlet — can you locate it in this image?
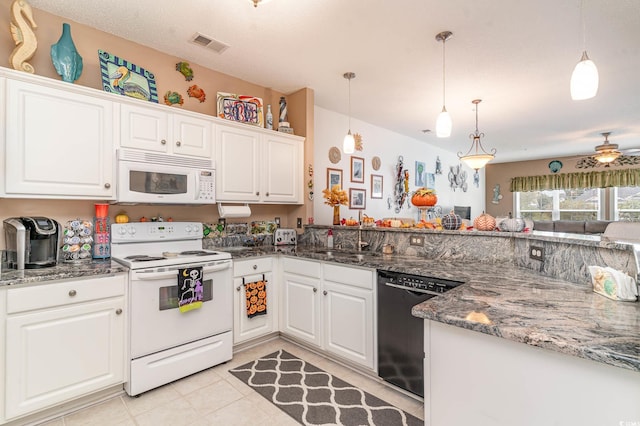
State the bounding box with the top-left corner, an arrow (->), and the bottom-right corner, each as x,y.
410,235 -> 424,246
530,246 -> 544,261
275,217 -> 281,228
297,218 -> 302,228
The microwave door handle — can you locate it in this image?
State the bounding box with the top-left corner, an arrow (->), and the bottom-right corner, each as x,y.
194,172 -> 200,200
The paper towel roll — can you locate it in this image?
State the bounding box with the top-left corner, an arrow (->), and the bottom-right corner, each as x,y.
218,204 -> 252,218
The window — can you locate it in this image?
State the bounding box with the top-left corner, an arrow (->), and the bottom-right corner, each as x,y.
614,187 -> 640,221
516,188 -> 601,221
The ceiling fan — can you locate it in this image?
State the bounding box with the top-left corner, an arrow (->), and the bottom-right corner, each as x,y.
575,132 -> 640,168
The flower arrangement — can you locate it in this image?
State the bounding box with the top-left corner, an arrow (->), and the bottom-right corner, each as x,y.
322,185 -> 348,207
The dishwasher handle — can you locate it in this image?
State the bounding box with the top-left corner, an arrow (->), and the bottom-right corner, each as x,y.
383,281 -> 440,297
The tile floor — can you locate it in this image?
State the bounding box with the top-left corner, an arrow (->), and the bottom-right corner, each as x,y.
38,337 -> 424,426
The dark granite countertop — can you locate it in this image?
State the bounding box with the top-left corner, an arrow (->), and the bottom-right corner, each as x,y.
0,260 -> 128,287
215,244 -> 640,374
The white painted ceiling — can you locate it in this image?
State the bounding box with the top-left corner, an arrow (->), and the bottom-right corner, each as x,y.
28,0 -> 640,163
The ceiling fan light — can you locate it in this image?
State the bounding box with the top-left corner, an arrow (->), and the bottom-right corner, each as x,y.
436,107 -> 452,138
570,51 -> 599,100
460,154 -> 494,170
343,131 -> 355,154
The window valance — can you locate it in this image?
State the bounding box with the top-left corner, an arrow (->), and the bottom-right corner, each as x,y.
510,168 -> 640,192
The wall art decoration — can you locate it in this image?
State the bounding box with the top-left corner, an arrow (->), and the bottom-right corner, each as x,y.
98,49 -> 158,102
187,85 -> 206,103
350,156 -> 365,183
371,174 -> 383,199
327,168 -> 343,190
548,160 -> 563,173
354,133 -> 364,151
349,188 -> 366,209
492,184 -> 503,204
328,147 -> 341,164
371,156 -> 381,171
217,92 -> 264,127
175,61 -> 194,81
425,172 -> 435,190
435,156 -> 442,174
415,161 -> 426,186
448,164 -> 468,192
473,170 -> 480,187
9,0 -> 37,74
164,91 -> 183,106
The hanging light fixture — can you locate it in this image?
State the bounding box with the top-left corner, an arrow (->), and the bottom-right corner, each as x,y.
250,0 -> 273,7
570,0 -> 599,100
458,99 -> 496,170
435,31 -> 453,138
593,132 -> 621,163
343,72 -> 356,154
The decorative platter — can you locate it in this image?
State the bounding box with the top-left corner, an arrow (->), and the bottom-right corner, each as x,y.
216,92 -> 264,127
372,156 -> 381,171
329,147 -> 341,164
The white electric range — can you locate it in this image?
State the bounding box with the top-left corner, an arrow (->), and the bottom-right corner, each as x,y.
111,222 -> 233,396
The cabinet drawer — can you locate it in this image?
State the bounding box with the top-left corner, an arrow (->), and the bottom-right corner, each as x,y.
323,263 -> 373,290
7,274 -> 126,314
233,257 -> 273,277
282,257 -> 321,278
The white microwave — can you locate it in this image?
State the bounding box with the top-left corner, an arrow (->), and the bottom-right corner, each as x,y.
116,149 -> 215,204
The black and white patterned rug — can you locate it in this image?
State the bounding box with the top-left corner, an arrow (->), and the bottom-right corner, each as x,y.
229,349 -> 422,426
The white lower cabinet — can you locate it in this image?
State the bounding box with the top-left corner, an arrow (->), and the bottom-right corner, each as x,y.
233,257 -> 276,344
3,275 -> 126,421
280,257 -> 375,370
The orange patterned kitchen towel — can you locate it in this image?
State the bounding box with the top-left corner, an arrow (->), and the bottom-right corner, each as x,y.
178,267 -> 203,313
246,280 -> 267,318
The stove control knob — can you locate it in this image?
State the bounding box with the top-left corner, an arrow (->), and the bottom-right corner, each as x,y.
129,227 -> 136,235
185,225 -> 192,233
118,227 -> 127,235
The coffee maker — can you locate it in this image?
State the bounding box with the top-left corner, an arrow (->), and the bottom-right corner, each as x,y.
4,217 -> 61,269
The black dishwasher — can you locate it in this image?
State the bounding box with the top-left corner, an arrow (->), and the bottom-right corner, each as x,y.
377,269 -> 463,398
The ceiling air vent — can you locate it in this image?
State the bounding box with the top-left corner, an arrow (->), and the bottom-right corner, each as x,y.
189,32 -> 229,54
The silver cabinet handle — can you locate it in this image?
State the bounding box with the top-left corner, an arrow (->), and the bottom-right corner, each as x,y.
176,141 -> 181,147
161,139 -> 167,145
68,289 -> 77,297
256,191 -> 260,196
236,286 -> 241,292
104,183 -> 111,189
252,264 -> 257,270
266,192 -> 269,197
115,308 -> 122,315
323,290 -> 327,296
313,287 -> 317,293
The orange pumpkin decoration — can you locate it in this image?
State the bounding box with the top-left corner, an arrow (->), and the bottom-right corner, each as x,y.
411,188 -> 438,207
473,212 -> 497,231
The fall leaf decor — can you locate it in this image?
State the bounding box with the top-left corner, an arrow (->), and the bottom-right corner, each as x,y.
323,185 -> 348,225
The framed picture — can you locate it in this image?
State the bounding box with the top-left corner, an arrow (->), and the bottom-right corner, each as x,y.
349,188 -> 366,209
98,50 -> 158,103
326,168 -> 343,189
216,92 -> 264,127
371,174 -> 383,199
425,172 -> 435,190
350,156 -> 365,183
415,161 -> 426,186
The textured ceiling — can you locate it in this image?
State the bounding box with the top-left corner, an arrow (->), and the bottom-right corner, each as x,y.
28,0 -> 640,163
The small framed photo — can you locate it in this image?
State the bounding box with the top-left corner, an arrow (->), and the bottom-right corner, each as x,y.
371,174 -> 383,199
349,188 -> 366,209
326,168 -> 343,189
350,156 -> 365,183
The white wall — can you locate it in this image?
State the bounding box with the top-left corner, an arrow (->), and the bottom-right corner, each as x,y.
313,106 -> 485,225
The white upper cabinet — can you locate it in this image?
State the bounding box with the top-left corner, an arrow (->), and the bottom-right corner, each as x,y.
120,103 -> 213,158
216,122 -> 304,204
4,79 -> 115,199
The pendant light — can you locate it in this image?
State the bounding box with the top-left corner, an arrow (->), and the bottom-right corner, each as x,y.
435,31 -> 453,138
458,99 -> 496,170
570,0 -> 598,100
250,0 -> 273,7
343,72 -> 356,154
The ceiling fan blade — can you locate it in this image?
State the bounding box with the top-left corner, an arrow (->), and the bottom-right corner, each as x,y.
619,147 -> 640,156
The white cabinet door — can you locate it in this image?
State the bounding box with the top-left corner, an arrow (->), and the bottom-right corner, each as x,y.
323,281 -> 374,369
215,125 -> 260,202
5,297 -> 125,419
120,103 -> 169,153
233,271 -> 275,344
172,113 -> 213,158
281,272 -> 321,347
262,133 -> 303,203
5,80 -> 115,199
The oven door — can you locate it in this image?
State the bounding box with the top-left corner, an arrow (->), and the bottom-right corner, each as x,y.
129,260 -> 232,359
